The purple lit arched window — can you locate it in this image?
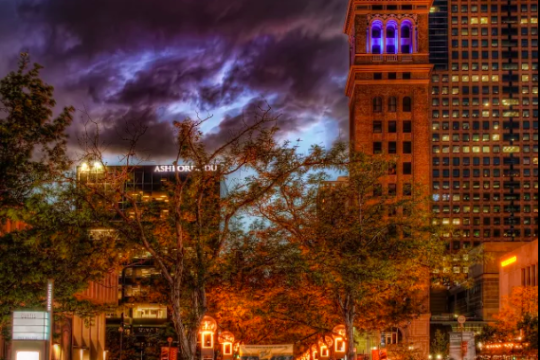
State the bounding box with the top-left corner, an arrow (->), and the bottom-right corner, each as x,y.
401,21 -> 413,54
371,22 -> 383,54
386,22 -> 398,54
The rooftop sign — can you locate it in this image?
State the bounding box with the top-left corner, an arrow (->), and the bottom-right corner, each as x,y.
154,165 -> 218,173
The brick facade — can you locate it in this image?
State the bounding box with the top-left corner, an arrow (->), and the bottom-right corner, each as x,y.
344,0 -> 434,355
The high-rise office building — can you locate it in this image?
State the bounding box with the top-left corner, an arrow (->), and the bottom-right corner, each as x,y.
429,0 -> 539,247
427,0 -> 538,330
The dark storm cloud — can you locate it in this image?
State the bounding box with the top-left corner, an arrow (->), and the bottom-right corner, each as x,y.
203,98 -> 277,149
3,0 -> 350,158
109,50 -> 240,109
88,107 -> 179,159
227,32 -> 347,101
17,0 -> 345,56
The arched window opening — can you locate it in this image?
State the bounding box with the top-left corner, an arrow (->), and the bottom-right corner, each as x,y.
386,22 -> 398,54
371,22 -> 383,54
373,97 -> 383,113
401,21 -> 413,54
386,26 -> 396,38
388,97 -> 397,112
402,26 -> 410,38
403,97 -> 412,112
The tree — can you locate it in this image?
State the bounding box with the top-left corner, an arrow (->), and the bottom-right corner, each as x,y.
209,223 -> 339,346
431,330 -> 449,356
387,343 -> 425,360
0,183 -> 121,331
0,54 -> 118,341
519,315 -> 538,351
480,286 -> 539,355
493,286 -> 538,339
0,53 -> 73,208
78,111 -> 347,360
254,152 -> 471,360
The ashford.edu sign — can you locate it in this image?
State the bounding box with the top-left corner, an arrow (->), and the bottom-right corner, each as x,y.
154,165 -> 218,173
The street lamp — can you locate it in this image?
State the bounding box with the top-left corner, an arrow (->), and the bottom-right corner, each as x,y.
318,337 -> 334,358
80,161 -> 105,173
118,327 -> 124,360
218,331 -> 235,357
333,325 -> 347,354
199,316 -> 217,360
200,316 -> 217,349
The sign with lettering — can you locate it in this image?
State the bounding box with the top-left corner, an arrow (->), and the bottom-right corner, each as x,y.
46,281 -> 53,312
133,327 -> 161,335
12,312 -> 50,341
154,165 -> 218,173
239,345 -> 294,360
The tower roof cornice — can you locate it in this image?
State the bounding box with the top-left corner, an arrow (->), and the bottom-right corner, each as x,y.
344,0 -> 434,34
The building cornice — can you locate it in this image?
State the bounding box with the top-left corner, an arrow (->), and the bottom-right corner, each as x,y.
345,63 -> 434,97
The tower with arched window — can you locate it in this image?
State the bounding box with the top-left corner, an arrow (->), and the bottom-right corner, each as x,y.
344,0 -> 433,357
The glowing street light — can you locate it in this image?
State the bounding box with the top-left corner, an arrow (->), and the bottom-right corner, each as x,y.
79,161 -> 105,173
218,331 -> 235,357
333,326 -> 347,353
199,316 -> 217,349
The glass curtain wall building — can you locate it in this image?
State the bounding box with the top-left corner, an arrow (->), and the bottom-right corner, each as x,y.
429,0 -> 539,249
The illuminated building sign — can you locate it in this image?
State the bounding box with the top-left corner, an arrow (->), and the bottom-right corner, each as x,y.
154,165 -> 218,173
46,281 -> 53,312
12,311 -> 50,341
16,352 -> 40,360
501,256 -> 518,268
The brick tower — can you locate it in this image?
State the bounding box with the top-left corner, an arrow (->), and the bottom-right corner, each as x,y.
344,0 -> 433,355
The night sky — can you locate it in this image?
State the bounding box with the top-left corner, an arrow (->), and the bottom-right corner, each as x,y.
0,0 -> 350,161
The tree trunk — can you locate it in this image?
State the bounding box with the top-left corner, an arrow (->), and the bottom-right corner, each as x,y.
170,284 -> 208,360
170,284 -> 196,360
343,294 -> 356,360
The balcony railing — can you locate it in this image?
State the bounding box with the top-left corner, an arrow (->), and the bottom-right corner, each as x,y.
354,54 -> 428,64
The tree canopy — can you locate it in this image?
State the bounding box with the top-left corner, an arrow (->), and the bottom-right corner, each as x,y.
0,53 -> 73,208
0,55 -> 119,334
78,112 -> 348,360
253,152 -> 472,359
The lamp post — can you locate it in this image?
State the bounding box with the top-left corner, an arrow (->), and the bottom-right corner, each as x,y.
118,326 -> 124,360
199,316 -> 217,360
218,332 -> 235,359
167,337 -> 173,360
47,280 -> 54,360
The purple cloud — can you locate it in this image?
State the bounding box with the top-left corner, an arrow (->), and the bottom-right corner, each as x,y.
1,0 -> 349,160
